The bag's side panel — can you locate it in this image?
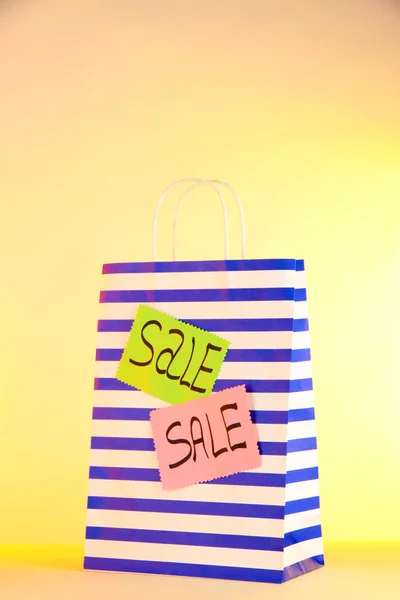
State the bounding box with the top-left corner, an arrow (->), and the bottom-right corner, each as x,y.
282,260 -> 324,582
84,259 -> 310,583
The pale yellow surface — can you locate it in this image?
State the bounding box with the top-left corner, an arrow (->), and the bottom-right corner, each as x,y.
0,0 -> 399,553
0,544 -> 400,600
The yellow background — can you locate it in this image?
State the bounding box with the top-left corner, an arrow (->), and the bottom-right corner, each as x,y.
0,0 -> 399,552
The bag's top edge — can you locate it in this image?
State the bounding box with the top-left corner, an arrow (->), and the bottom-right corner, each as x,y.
102,259 -> 305,274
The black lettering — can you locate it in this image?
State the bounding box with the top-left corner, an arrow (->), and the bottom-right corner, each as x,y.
180,336 -> 195,388
166,421 -> 192,469
155,328 -> 184,379
129,320 -> 161,367
191,343 -> 222,394
190,416 -> 209,461
220,403 -> 247,451
206,413 -> 227,458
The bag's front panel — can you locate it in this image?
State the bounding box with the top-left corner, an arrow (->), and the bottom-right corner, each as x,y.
84,258 -> 314,583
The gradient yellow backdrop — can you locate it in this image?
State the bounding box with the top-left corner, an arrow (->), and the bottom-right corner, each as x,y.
0,0 -> 399,550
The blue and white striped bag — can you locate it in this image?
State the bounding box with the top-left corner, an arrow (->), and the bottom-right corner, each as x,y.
84,179 -> 324,584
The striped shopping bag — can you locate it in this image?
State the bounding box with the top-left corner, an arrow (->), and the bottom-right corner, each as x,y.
84,178 -> 324,584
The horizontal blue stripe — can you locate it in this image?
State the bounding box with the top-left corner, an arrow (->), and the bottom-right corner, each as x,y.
293,318 -> 308,332
287,437 -> 317,452
286,467 -> 318,484
294,288 -> 307,302
97,317 -> 308,333
96,348 -> 123,360
256,408 -> 317,423
258,441 -> 287,455
215,379 -> 313,393
102,259 -> 300,274
284,496 -> 320,515
89,466 -> 317,487
288,407 -> 315,422
229,348 -> 311,362
83,556 -> 284,583
284,525 -> 322,548
86,526 -> 284,552
216,472 -> 286,486
87,496 -> 285,519
95,378 -> 130,392
89,467 -> 161,482
95,347 -> 311,363
92,407 -> 314,425
100,288 -> 297,303
93,407 -> 151,421
97,320 -> 131,332
91,436 -> 154,451
94,378 -> 313,394
91,436 -> 280,454
90,436 -> 316,456
227,467 -> 315,485
89,466 -> 286,487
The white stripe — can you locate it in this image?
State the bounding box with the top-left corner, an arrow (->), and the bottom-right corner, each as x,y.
93,389 -> 314,411
286,450 -> 318,472
287,361 -> 312,380
95,361 -> 119,378
97,300 -> 309,321
284,537 -> 323,568
89,449 -> 159,469
89,449 -> 288,475
86,508 -> 284,539
285,480 -> 320,503
287,420 -> 316,441
88,479 -> 286,506
101,269 -> 302,291
93,390 -> 167,410
91,419 -> 153,439
284,509 -> 321,534
286,390 -> 314,410
255,455 -> 287,474
291,332 -> 310,350
295,268 -> 307,289
90,419 -> 288,443
97,330 -> 310,350
94,360 -> 311,381
295,301 -> 308,319
84,539 -> 284,571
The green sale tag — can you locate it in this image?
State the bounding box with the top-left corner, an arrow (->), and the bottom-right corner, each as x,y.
116,305 -> 230,405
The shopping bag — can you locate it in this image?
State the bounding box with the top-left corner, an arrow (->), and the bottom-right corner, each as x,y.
84,178 -> 324,584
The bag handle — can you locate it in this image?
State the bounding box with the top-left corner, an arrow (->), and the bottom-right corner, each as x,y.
153,178 -> 246,261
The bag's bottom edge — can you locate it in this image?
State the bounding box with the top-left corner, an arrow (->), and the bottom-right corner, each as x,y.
83,555 -> 324,584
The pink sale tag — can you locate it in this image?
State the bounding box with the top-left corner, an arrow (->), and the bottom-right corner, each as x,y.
150,385 -> 261,490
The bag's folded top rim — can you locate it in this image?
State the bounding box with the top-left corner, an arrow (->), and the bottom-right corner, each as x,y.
102,259 -> 305,275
